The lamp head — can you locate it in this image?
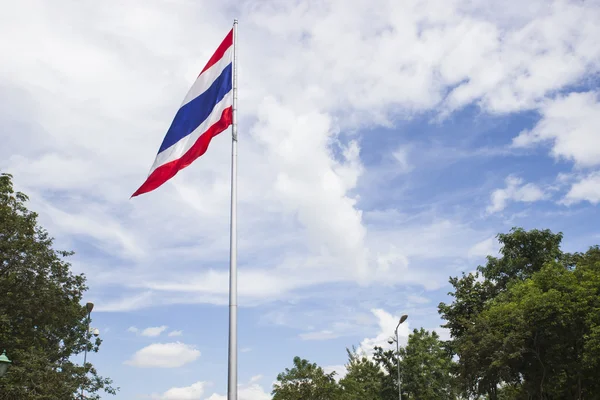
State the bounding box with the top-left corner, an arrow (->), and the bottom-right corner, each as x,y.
0,350 -> 12,377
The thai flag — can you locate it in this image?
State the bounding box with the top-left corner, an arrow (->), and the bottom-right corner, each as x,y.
132,29 -> 234,197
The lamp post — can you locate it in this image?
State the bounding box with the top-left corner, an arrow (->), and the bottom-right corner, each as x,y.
81,302 -> 94,399
388,314 -> 408,400
0,350 -> 12,378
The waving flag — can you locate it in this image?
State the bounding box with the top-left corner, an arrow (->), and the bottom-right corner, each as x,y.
132,20 -> 240,400
132,29 -> 234,197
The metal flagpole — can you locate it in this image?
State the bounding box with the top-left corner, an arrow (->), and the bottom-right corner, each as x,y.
227,18 -> 239,400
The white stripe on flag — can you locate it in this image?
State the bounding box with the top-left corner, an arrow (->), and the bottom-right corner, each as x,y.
181,46 -> 233,107
149,91 -> 233,174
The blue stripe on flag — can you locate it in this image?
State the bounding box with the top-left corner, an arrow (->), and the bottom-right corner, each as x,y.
158,63 -> 233,154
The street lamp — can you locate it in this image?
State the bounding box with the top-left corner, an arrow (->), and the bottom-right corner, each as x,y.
388,314 -> 408,400
84,303 -> 94,362
81,302 -> 94,399
0,350 -> 12,378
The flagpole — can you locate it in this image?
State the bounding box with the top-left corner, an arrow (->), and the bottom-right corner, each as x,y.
227,18 -> 239,400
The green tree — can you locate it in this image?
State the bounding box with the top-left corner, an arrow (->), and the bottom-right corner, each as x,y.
439,227 -> 600,399
0,173 -> 116,399
437,271 -> 497,397
401,328 -> 457,399
439,228 -> 566,398
372,329 -> 458,400
339,347 -> 385,400
372,346 -> 398,400
470,248 -> 600,399
272,356 -> 341,400
479,227 -> 566,292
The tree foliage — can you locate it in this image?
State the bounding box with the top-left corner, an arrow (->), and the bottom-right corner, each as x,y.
0,173 -> 116,399
273,228 -> 600,400
400,328 -> 457,399
340,347 -> 385,400
371,346 -> 398,400
372,329 -> 458,400
439,227 -> 600,399
274,329 -> 457,400
272,356 -> 341,400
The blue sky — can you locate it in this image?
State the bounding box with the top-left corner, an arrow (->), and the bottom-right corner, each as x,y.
1,0 -> 600,398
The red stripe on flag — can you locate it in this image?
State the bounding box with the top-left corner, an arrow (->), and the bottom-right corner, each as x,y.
200,29 -> 233,75
131,107 -> 233,198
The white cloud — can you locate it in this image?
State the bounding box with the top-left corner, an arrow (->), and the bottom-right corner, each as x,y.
115,213 -> 487,307
125,342 -> 200,368
365,217 -> 493,290
142,326 -> 168,337
96,292 -> 156,312
299,330 -> 340,341
433,326 -> 452,342
440,1 -> 600,114
392,145 -> 413,174
207,384 -> 270,400
0,0 -> 598,312
151,380 -> 270,400
168,330 -> 183,337
467,236 -> 500,259
150,381 -> 207,400
236,384 -> 271,400
359,309 -> 410,356
406,294 -> 431,305
487,176 -> 547,214
127,326 -> 139,333
323,365 -> 348,381
513,91 -> 600,167
563,172 -> 600,205
205,395 -> 225,400
3,1 -> 600,398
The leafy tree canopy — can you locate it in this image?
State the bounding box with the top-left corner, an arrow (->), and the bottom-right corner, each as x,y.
272,356 -> 341,400
340,347 -> 385,400
439,227 -> 600,399
273,228 -> 600,400
0,173 -> 116,399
